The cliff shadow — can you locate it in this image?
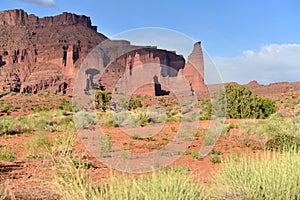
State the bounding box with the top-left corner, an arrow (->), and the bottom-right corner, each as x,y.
153,75 -> 170,96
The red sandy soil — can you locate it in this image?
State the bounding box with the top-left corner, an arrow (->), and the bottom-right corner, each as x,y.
0,119 -> 264,199
0,93 -> 288,199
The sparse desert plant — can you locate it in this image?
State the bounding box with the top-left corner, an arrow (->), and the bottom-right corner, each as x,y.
73,110 -> 97,129
1,103 -> 15,113
97,111 -> 117,127
53,127 -> 77,157
99,135 -> 112,152
52,158 -> 208,200
240,107 -> 300,150
129,108 -> 150,127
210,154 -> 221,164
112,110 -> 131,127
0,188 -> 15,200
0,147 -> 16,162
57,99 -> 73,112
0,116 -> 14,135
203,130 -> 215,146
26,132 -> 52,158
131,134 -> 142,140
213,151 -> 300,200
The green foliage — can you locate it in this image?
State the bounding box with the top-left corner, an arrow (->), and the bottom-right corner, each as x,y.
266,134 -> 300,151
0,147 -> 16,162
213,83 -> 277,119
26,132 -> 52,158
184,150 -> 203,160
53,162 -> 208,200
1,103 -> 15,113
99,135 -> 112,153
210,154 -> 221,164
128,97 -> 142,110
58,99 -> 73,112
74,110 -> 97,130
0,116 -> 33,135
131,134 -> 142,140
118,97 -> 142,111
240,106 -> 300,151
260,97 -> 278,118
198,99 -> 212,120
95,90 -> 112,111
71,156 -> 95,169
203,130 -> 215,146
129,108 -> 150,126
213,151 -> 300,200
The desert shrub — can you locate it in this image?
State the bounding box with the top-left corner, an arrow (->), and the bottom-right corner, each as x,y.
213,151 -> 300,200
58,99 -> 73,112
210,154 -> 221,164
99,135 -> 112,153
71,156 -> 95,169
0,116 -> 14,135
118,97 -> 142,111
95,90 -> 112,111
53,127 -> 76,157
26,132 -> 52,158
113,111 -> 131,127
198,99 -> 212,120
73,110 -> 97,129
53,160 -> 208,200
213,83 -> 277,119
1,103 -> 15,113
29,110 -> 67,132
0,147 -> 16,162
240,106 -> 300,150
266,134 -> 300,151
129,108 -> 150,127
260,97 -> 278,118
166,112 -> 182,123
128,97 -> 142,110
148,108 -> 167,123
97,111 -> 118,127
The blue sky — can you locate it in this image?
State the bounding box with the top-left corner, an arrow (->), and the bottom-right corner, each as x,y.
1,0 -> 300,84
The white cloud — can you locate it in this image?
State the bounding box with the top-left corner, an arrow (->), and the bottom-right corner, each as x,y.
213,44 -> 300,84
16,0 -> 55,7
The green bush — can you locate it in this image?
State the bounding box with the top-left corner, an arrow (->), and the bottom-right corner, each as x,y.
129,108 -> 150,127
95,90 -> 112,111
74,110 -> 97,129
198,99 -> 212,120
118,97 -> 142,111
266,134 -> 300,151
213,151 -> 300,200
213,83 -> 277,119
58,99 -> 73,112
240,106 -> 300,150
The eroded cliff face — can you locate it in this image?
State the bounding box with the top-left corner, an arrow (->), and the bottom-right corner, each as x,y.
0,10 -> 205,96
0,9 -> 106,93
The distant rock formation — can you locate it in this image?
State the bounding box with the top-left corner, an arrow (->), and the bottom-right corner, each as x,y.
0,9 -> 206,97
0,9 -> 97,30
0,9 -> 106,94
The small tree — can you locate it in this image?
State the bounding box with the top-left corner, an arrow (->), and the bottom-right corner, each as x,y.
213,83 -> 277,119
95,90 -> 112,111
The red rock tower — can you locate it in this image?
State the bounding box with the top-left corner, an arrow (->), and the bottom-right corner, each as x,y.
182,41 -> 205,92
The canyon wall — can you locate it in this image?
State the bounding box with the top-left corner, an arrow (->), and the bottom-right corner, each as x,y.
0,10 -> 205,97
